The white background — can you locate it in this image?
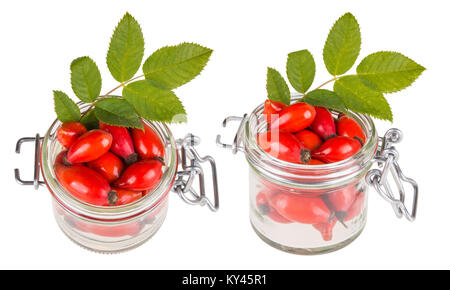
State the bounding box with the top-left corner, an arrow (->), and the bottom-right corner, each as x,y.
1,0 -> 449,270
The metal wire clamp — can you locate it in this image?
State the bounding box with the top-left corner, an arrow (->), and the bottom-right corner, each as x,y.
173,134 -> 219,212
366,129 -> 418,221
216,114 -> 248,154
14,134 -> 45,189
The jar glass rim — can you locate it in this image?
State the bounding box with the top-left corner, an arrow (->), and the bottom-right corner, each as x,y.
40,101 -> 178,221
243,96 -> 379,188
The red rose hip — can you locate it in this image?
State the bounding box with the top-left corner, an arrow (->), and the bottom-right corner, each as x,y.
269,193 -> 332,224
87,152 -> 124,183
294,130 -> 323,151
336,115 -> 366,144
313,219 -> 338,241
270,102 -> 316,133
256,191 -> 292,224
99,122 -> 138,164
56,122 -> 87,148
132,122 -> 165,159
114,158 -> 164,191
324,185 -> 357,222
257,131 -> 311,164
66,129 -> 113,164
312,136 -> 362,163
326,185 -> 357,212
72,218 -> 142,237
54,160 -> 117,206
111,187 -> 143,206
263,99 -> 287,124
310,107 -> 336,140
345,192 -> 365,221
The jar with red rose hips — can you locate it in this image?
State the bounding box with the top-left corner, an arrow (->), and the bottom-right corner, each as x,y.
15,101 -> 219,253
217,96 -> 418,255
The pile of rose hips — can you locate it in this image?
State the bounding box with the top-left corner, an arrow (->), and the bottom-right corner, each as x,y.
258,100 -> 366,165
255,99 -> 367,241
54,120 -> 165,207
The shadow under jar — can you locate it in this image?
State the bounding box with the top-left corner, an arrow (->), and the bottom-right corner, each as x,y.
217,97 -> 418,255
15,102 -> 219,253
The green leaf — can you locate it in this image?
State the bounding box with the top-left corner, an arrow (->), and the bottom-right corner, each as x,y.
266,67 -> 290,105
107,13 -> 145,83
334,76 -> 392,121
323,13 -> 361,76
123,80 -> 187,123
302,89 -> 347,112
80,109 -> 99,130
53,90 -> 81,122
286,50 -> 315,94
94,98 -> 143,129
70,56 -> 102,103
143,43 -> 213,90
356,51 -> 425,93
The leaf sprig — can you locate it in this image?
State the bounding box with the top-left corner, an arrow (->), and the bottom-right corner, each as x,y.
266,12 -> 425,122
54,12 -> 212,129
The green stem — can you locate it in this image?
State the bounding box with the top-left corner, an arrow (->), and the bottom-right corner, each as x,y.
312,76 -> 338,91
298,76 -> 340,100
81,73 -> 146,117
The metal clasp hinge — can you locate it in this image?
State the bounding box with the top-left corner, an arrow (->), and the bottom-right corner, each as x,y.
366,128 -> 418,221
173,134 -> 219,212
14,134 -> 45,189
216,114 -> 248,154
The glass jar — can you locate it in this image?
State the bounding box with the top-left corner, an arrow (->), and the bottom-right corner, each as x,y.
217,97 -> 418,255
15,102 -> 219,253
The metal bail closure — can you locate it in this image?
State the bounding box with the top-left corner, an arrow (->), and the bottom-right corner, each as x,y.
216,114 -> 248,154
14,134 -> 45,189
173,134 -> 219,212
366,128 -> 418,221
